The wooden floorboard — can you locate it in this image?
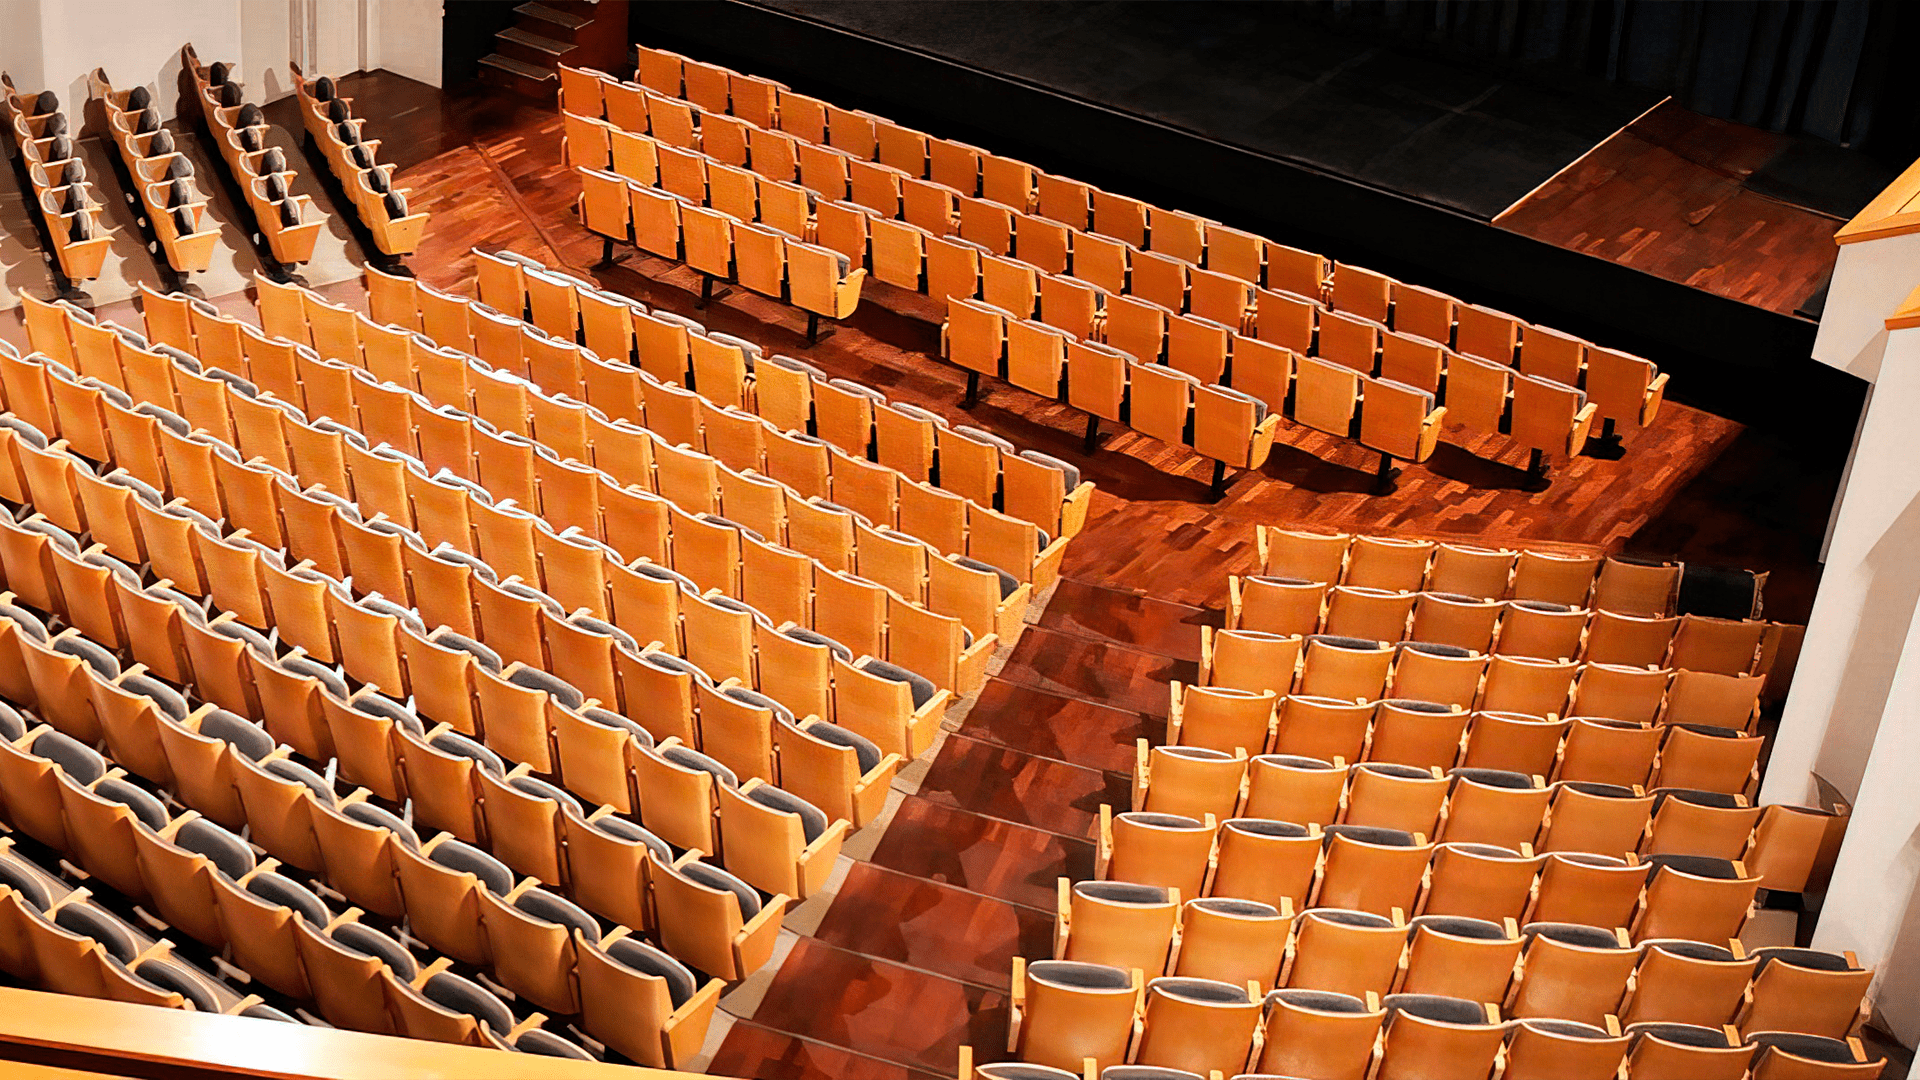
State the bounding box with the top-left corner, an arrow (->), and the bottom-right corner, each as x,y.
1496,100 -> 1843,318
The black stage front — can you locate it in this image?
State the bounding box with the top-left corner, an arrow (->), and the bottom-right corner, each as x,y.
632,1 -> 1866,451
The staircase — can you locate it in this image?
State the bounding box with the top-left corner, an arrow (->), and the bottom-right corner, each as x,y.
478,0 -> 629,100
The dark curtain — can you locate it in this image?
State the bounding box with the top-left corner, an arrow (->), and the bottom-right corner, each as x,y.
1289,0 -> 1920,163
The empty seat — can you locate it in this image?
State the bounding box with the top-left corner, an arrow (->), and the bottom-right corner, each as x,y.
1255,988 -> 1385,1080
1057,879 -> 1179,977
1132,977 -> 1259,1076
1011,958 -> 1138,1073
1506,922 -> 1635,1026
1101,808 -> 1215,900
1373,994 -> 1505,1080
1747,1032 -> 1885,1080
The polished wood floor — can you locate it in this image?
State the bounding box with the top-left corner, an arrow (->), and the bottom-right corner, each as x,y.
1496,100 -> 1847,319
0,71 -> 1846,1079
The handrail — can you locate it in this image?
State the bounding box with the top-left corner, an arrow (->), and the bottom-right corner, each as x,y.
1835,156 -> 1920,245
0,985 -> 690,1078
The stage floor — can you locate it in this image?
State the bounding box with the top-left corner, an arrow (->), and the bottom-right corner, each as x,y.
765,0 -> 1664,220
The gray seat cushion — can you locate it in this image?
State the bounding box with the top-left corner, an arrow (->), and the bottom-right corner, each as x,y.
679,859 -> 761,918
32,730 -> 106,783
131,958 -> 220,1012
604,935 -> 698,1005
1151,976 -> 1250,1004
343,801 -> 420,849
661,744 -> 739,789
200,710 -> 274,761
745,784 -> 829,842
510,775 -> 585,818
799,720 -> 882,773
428,730 -> 507,776
56,903 -> 137,961
1384,993 -> 1488,1025
174,819 -> 256,880
1264,987 -> 1371,1013
94,778 -> 168,830
246,871 -> 331,925
1028,959 -> 1131,991
332,922 -> 417,977
429,839 -> 514,895
422,971 -> 514,1033
513,886 -> 600,938
1324,823 -> 1418,848
860,657 -> 937,710
584,813 -> 670,862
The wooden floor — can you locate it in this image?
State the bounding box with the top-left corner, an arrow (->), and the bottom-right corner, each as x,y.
0,71 -> 1846,1080
1496,100 -> 1848,319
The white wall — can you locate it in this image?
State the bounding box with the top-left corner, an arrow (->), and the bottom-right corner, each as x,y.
1815,540 -> 1920,1046
1762,324 -> 1920,807
0,0 -> 440,125
1816,233 -> 1920,382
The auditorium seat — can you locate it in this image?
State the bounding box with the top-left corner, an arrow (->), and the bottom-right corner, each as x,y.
1746,1032 -> 1885,1080
1255,987 -> 1384,1080
1373,994 -> 1505,1080
1618,939 -> 1757,1028
182,51 -> 328,268
289,64 -> 425,256
647,848 -> 787,981
1008,957 -> 1140,1073
1503,1018 -> 1630,1080
1056,878 -> 1180,976
1505,922 -> 1635,1025
1097,807 -> 1216,900
1132,976 -> 1260,1076
1625,1022 -> 1757,1080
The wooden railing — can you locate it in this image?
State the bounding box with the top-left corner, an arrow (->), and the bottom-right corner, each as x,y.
0,985 -> 692,1079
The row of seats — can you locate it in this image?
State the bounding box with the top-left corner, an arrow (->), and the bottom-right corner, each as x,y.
290,61 -> 428,257
945,297 -> 1300,494
566,70 -> 1637,480
576,164 -> 866,336
602,52 -> 1673,442
942,291 -> 1598,492
212,280 -> 1003,697
993,964 -> 1878,1079
1172,681 -> 1764,795
1053,876 -> 1866,1038
1198,628 -> 1768,732
0,336 -> 919,823
571,121 -> 1438,493
87,67 -> 222,274
0,489 -> 851,901
0,825 -> 275,1019
9,300 -> 898,845
451,246 -> 1095,546
1,74 -> 111,281
1100,795 -> 1838,917
0,639 -> 719,1064
1131,750 -> 1800,928
1224,581 -> 1788,676
26,287 -> 993,708
1127,753 -> 1777,870
363,258 -> 1076,599
1258,529 -> 1766,619
184,46 -> 326,268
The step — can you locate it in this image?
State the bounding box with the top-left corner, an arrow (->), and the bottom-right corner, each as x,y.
496,26 -> 577,56
477,53 -> 556,82
514,1 -> 591,31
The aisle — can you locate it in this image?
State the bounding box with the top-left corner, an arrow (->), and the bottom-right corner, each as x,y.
703,577 -> 1209,1080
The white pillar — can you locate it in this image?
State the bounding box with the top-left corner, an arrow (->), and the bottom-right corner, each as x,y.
1762,176 -> 1920,808
1814,552 -> 1920,1048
